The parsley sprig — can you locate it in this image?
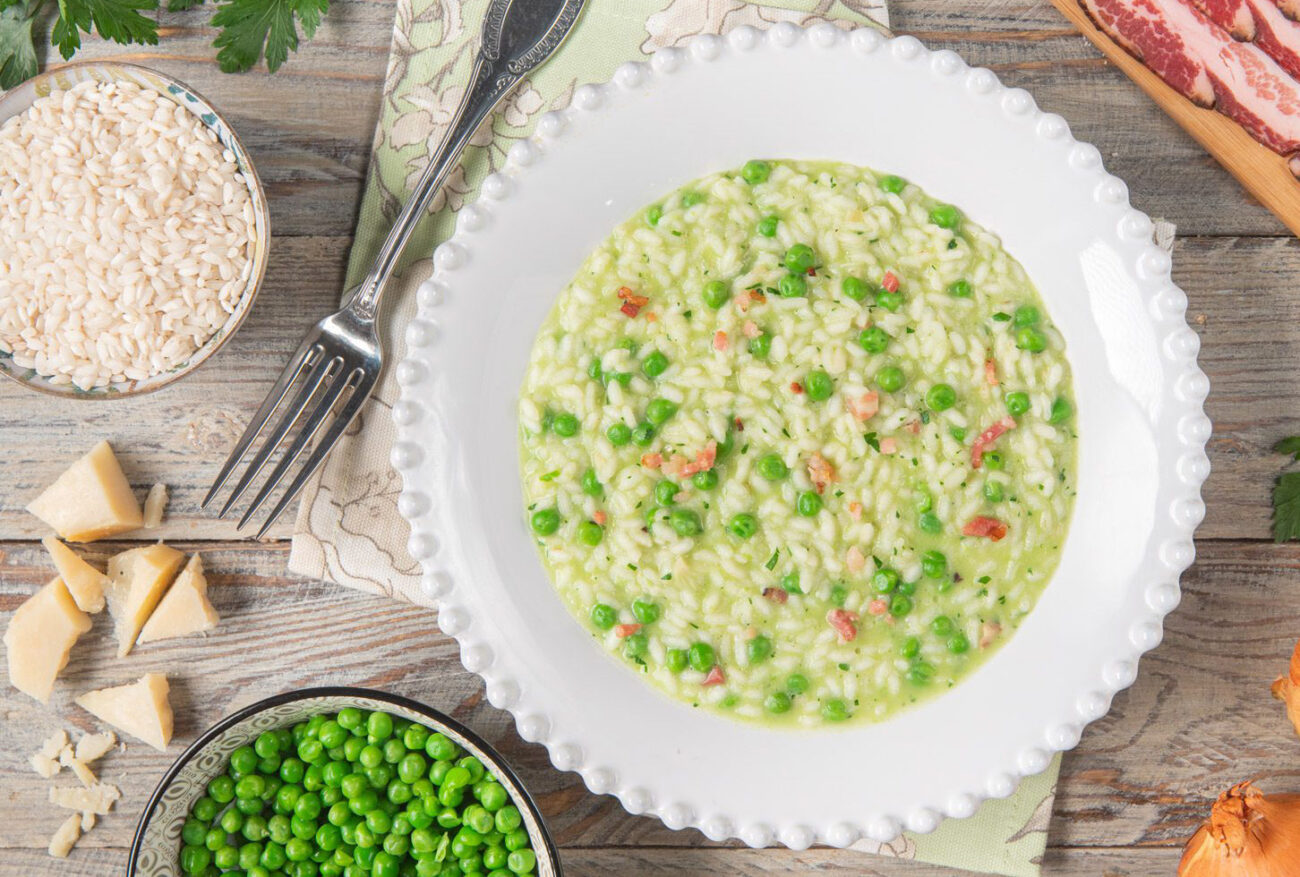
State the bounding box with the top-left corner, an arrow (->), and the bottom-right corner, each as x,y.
0,0 -> 326,89
1272,437 -> 1300,541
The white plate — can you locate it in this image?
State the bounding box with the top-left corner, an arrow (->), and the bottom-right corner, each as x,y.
392,24 -> 1210,848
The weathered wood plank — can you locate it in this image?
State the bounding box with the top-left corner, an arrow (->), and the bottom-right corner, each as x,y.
1,539 -> 1296,857
0,234 -> 1294,542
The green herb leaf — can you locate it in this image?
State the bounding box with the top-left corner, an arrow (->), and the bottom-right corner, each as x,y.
51,0 -> 158,60
1275,436 -> 1300,461
864,432 -> 880,452
764,549 -> 779,571
1273,471 -> 1300,542
0,0 -> 39,90
167,0 -> 202,9
211,0 -> 326,73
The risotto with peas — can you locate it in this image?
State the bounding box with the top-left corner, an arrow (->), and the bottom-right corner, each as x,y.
518,159 -> 1076,727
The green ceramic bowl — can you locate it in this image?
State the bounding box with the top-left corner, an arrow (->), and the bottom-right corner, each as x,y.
0,61 -> 270,400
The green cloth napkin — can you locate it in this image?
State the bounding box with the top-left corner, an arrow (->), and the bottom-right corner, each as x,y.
290,1 -> 1061,873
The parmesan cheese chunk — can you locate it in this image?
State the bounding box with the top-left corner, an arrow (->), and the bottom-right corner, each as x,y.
59,749 -> 97,787
4,579 -> 93,702
38,729 -> 69,758
105,544 -> 186,657
74,731 -> 117,764
80,811 -> 96,832
26,441 -> 144,542
42,537 -> 108,613
49,782 -> 120,814
138,554 -> 218,644
143,483 -> 169,528
47,812 -> 82,858
75,673 -> 173,751
29,753 -> 60,778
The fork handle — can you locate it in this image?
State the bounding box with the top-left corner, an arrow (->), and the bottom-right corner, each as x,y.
348,53 -> 519,322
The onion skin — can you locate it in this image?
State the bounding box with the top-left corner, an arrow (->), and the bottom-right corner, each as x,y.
1178,782 -> 1300,876
1271,640 -> 1300,739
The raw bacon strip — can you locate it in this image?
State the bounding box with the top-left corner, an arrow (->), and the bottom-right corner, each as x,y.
1081,0 -> 1300,169
1191,0 -> 1300,78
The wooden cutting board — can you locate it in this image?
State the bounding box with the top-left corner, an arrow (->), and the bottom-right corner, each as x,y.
1050,0 -> 1300,237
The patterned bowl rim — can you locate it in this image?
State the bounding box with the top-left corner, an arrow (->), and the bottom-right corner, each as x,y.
126,686 -> 563,874
0,59 -> 271,401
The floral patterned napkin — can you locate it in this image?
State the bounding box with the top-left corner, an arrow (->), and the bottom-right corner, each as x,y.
285,2 -> 1154,873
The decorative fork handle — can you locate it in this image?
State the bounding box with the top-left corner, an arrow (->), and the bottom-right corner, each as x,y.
346,0 -> 586,323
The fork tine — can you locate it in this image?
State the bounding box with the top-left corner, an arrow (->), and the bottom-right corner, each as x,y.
217,353 -> 342,518
202,340 -> 324,509
237,365 -> 363,531
250,370 -> 376,540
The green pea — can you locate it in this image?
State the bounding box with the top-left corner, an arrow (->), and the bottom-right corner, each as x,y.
983,451 -> 1006,470
948,278 -> 972,297
764,692 -> 792,714
702,280 -> 730,309
796,490 -> 822,517
842,276 -> 870,302
181,845 -> 211,874
931,615 -> 955,637
232,746 -> 259,776
880,174 -> 906,194
590,603 -> 617,630
984,480 -> 1004,502
890,595 -> 913,617
645,398 -> 677,426
757,215 -> 779,237
804,370 -> 833,402
193,796 -> 219,823
1015,326 -> 1047,353
641,350 -> 669,379
896,577 -> 916,596
508,848 -> 537,874
529,508 -> 559,536
821,699 -> 851,722
785,673 -> 810,695
359,745 -> 383,769
858,326 -> 890,354
1049,396 -> 1072,424
948,632 -> 971,654
221,809 -> 244,833
747,332 -> 771,358
297,738 -> 324,764
337,708 -> 363,731
925,383 -> 957,411
632,598 -> 661,625
182,819 -> 207,847
901,636 -> 921,659
921,550 -> 947,578
1013,305 -> 1041,327
666,648 -> 688,673
741,159 -> 771,184
872,568 -> 899,593
876,365 -> 905,392
645,205 -> 662,226
784,243 -> 816,274
668,508 -> 702,537
576,469 -> 602,499
779,571 -> 801,594
778,274 -> 807,298
209,775 -> 236,803
215,845 -> 239,869
929,204 -> 961,229
747,635 -> 773,664
757,453 -> 788,480
875,290 -> 903,312
632,422 -> 656,446
606,423 -> 632,446
551,413 -> 579,437
681,190 -> 705,207
1005,391 -> 1030,416
577,520 -> 604,546
728,513 -> 758,539
918,512 -> 942,534
587,357 -> 603,381
654,479 -> 679,506
687,642 -> 716,673
692,469 -> 719,490
256,731 -> 283,758
623,631 -> 649,660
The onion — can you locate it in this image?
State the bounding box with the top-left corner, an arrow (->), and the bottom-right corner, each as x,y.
1178,782 -> 1300,876
1270,639 -> 1300,739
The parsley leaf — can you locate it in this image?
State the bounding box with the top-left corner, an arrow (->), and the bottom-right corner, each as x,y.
211,0 -> 326,73
1275,436 -> 1300,461
0,0 -> 39,90
864,432 -> 880,452
51,0 -> 158,60
1273,471 -> 1300,542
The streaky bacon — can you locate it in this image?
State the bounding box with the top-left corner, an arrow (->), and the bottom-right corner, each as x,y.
1191,0 -> 1300,77
971,416 -> 1016,469
963,516 -> 1009,541
762,587 -> 788,604
702,666 -> 725,686
614,623 -> 642,638
827,609 -> 859,642
847,391 -> 880,421
984,359 -> 999,387
1080,0 -> 1300,170
807,452 -> 835,494
665,441 -> 718,478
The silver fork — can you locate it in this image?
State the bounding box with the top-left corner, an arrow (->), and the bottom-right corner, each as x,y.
203,0 -> 586,537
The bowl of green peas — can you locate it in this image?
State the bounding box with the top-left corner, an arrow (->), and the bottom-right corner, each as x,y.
127,687 -> 560,877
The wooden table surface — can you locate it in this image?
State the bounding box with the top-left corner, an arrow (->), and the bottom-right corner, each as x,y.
4,1 -> 1299,874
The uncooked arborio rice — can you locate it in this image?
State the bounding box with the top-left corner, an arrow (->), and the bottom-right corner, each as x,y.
0,79 -> 255,390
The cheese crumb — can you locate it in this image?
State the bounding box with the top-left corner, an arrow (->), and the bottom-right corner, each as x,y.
58,749 -> 97,787
143,483 -> 169,529
49,782 -> 120,814
47,812 -> 82,858
80,811 -> 96,832
75,731 -> 117,764
29,753 -> 60,779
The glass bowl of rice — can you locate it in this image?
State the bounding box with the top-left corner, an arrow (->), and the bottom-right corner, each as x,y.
0,62 -> 270,399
